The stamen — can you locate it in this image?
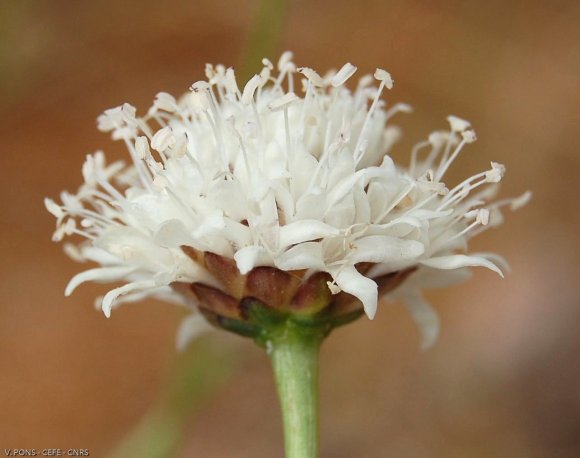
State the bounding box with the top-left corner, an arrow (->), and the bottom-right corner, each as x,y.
331,63 -> 357,87
446,209 -> 490,243
284,107 -> 292,158
298,67 -> 325,87
435,129 -> 476,181
485,162 -> 505,183
447,115 -> 471,133
409,140 -> 430,176
151,127 -> 176,155
374,180 -> 415,224
384,103 -> 412,122
241,74 -> 262,105
267,92 -> 299,111
225,68 -> 241,101
353,68 -> 390,161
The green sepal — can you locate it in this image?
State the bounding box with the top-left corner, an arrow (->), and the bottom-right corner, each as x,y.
213,314 -> 262,339
240,297 -> 288,328
205,296 -> 365,346
286,314 -> 332,340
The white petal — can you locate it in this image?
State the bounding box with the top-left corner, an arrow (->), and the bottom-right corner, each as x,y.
403,293 -> 440,350
390,266 -> 472,293
63,243 -> 86,263
192,210 -> 225,238
278,220 -> 340,247
223,218 -> 252,248
176,314 -> 212,351
351,236 -> 424,264
275,242 -> 324,271
375,215 -> 423,231
65,266 -> 135,296
332,266 -> 378,319
510,190 -> 532,210
326,170 -> 365,207
324,194 -> 355,228
44,198 -> 64,218
421,254 -> 504,277
234,245 -> 270,274
101,280 -> 156,318
79,246 -> 121,265
104,285 -> 187,310
470,252 -> 511,274
353,186 -> 371,224
154,219 -> 193,248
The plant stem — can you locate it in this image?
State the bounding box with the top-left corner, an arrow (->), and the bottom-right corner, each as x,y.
269,330 -> 322,458
107,339 -> 236,458
238,0 -> 288,81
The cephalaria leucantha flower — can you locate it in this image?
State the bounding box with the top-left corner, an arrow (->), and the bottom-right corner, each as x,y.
46,52 -> 530,349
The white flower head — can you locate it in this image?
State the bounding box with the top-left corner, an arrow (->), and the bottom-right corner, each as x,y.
46,53 -> 529,348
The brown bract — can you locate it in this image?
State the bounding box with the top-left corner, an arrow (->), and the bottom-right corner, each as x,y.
173,247 -> 415,332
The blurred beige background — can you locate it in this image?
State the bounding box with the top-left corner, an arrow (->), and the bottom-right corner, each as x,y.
1,1 -> 579,456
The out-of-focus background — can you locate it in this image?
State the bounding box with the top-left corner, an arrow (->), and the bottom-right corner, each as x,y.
1,1 -> 579,456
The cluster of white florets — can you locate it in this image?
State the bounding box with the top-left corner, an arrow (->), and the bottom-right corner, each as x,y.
46,52 -> 529,348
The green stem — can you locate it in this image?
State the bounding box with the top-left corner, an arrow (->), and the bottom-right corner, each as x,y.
270,330 -> 322,458
238,0 -> 288,81
108,339 -> 236,458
